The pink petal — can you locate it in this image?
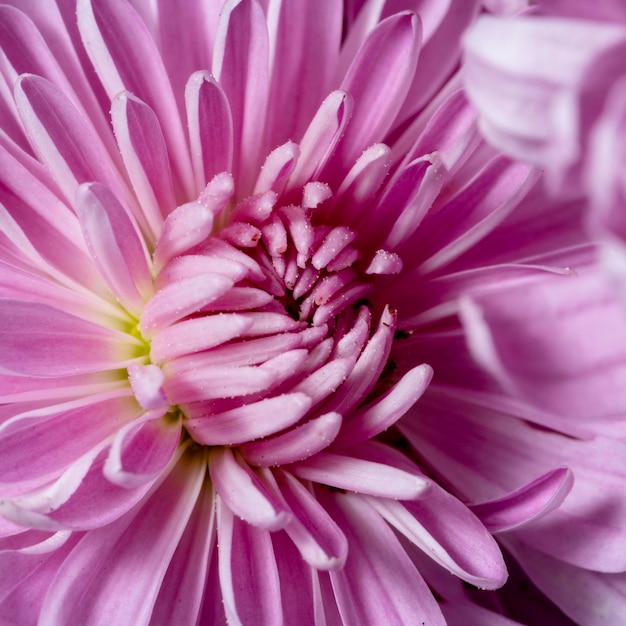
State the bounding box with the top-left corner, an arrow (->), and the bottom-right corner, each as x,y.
461,270 -> 626,420
185,71 -> 233,193
186,392 -> 312,446
104,411 -> 180,488
110,91 -> 175,238
0,300 -> 137,377
508,541 -> 626,626
331,11 -> 421,172
334,364 -> 432,446
212,0 -> 269,195
0,389 -> 139,484
370,483 -> 507,590
288,90 -> 353,189
471,467 -> 574,533
276,470 -> 348,571
216,496 -> 283,626
76,182 -> 152,315
14,74 -> 129,206
242,412 -> 342,467
77,0 -> 194,197
322,492 -> 446,626
150,483 -> 216,626
39,450 -> 205,625
289,452 -> 430,500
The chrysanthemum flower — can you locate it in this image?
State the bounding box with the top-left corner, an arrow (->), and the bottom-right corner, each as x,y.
462,4 -> 626,625
0,1 -> 605,624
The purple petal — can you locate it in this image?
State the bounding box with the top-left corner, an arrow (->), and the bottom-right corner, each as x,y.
104,411 -> 180,488
0,389 -> 139,484
76,182 -> 152,314
0,300 -> 137,377
471,467 -> 574,533
322,492 -> 446,626
110,91 -> 175,238
216,496 -> 283,626
185,71 -> 233,193
77,0 -> 194,197
39,451 -> 205,625
187,392 -> 312,446
212,0 -> 269,195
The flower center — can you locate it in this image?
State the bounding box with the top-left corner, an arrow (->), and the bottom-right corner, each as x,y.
128,176 -> 403,453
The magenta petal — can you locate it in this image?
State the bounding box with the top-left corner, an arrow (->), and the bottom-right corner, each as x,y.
370,484 -> 507,590
39,451 -> 205,625
242,411 -> 342,467
185,71 -> 233,193
0,389 -> 139,484
322,492 -> 446,626
289,452 -> 430,500
77,0 -> 194,197
186,392 -> 312,446
508,541 -> 626,626
471,467 -> 574,534
210,448 -> 290,531
152,199 -> 214,273
110,91 -> 175,238
150,483 -> 215,626
335,364 -> 432,446
276,470 -> 348,571
1,444 -> 153,531
76,182 -> 152,314
216,495 -> 283,626
333,12 -> 421,171
104,411 -> 180,489
212,0 -> 269,195
14,74 -> 128,205
0,300 -> 136,377
461,270 -> 626,419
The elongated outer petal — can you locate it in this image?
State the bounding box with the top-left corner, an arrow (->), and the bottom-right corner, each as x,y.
321,492 -> 446,626
471,467 -> 574,534
77,0 -> 194,197
288,90 -> 352,189
185,71 -> 233,194
0,389 -> 139,484
402,391 -> 626,572
507,540 -> 626,626
76,182 -> 152,315
217,495 -> 283,626
210,448 -> 290,531
14,74 -> 130,207
104,411 -> 180,489
150,480 -> 215,626
0,443 -> 153,531
276,470 -> 348,571
110,91 -> 175,239
212,0 -> 269,195
461,270 -> 626,420
289,452 -> 430,500
329,12 -> 421,175
39,450 -> 205,626
0,300 -> 137,377
369,483 -> 507,590
264,0 -> 342,145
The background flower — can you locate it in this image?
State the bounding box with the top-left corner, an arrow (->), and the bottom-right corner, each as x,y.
0,1 -> 607,624
463,4 -> 626,625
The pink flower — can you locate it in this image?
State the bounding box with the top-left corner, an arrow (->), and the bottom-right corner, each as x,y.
0,1 -> 603,624
463,5 -> 626,625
